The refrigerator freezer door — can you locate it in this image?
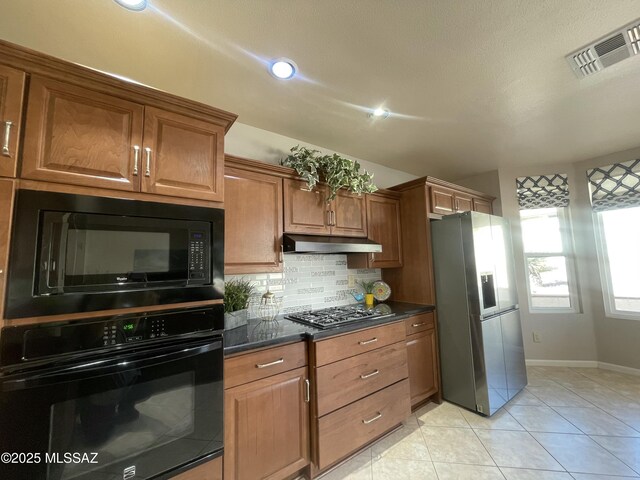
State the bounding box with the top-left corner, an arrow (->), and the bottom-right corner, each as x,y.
491,216 -> 519,312
501,309 -> 528,400
479,315 -> 508,415
471,213 -> 499,318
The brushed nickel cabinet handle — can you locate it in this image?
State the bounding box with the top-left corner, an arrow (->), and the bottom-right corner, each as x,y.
358,337 -> 378,345
279,244 -> 284,263
370,252 -> 375,263
412,322 -> 426,327
327,210 -> 332,226
304,379 -> 310,403
2,121 -> 12,156
360,369 -> 380,379
256,358 -> 284,369
362,412 -> 382,424
132,145 -> 140,175
144,147 -> 152,177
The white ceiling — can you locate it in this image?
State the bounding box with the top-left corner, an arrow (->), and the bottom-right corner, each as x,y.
2,0 -> 640,180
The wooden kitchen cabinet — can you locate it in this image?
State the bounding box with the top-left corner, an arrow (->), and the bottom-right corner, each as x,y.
224,162 -> 284,274
20,76 -> 228,201
0,65 -> 26,178
284,179 -> 331,235
473,197 -> 493,214
430,184 -> 474,215
330,189 -> 367,237
224,343 -> 310,480
311,321 -> 410,474
283,179 -> 367,237
406,326 -> 439,407
347,191 -> 403,269
21,76 -> 144,191
428,178 -> 493,216
141,107 -> 224,201
0,179 -> 15,319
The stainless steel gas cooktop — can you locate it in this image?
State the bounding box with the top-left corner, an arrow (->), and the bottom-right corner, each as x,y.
285,305 -> 394,329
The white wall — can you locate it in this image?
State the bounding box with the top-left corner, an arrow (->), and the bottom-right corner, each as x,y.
572,146 -> 640,370
226,122 -> 417,189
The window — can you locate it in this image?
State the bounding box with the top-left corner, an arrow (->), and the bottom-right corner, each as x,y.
587,159 -> 640,319
520,207 -> 579,311
594,207 -> 640,317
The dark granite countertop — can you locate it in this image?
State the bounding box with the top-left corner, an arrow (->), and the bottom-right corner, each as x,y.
223,301 -> 435,355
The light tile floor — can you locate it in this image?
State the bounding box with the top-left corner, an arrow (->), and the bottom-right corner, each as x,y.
320,367 -> 640,479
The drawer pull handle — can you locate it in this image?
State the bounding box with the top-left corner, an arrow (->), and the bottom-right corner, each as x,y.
412,322 -> 426,327
256,358 -> 284,369
2,121 -> 12,156
362,412 -> 383,424
304,379 -> 310,403
359,337 -> 378,345
360,369 -> 380,379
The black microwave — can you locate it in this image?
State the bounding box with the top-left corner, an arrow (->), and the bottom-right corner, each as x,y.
5,190 -> 224,319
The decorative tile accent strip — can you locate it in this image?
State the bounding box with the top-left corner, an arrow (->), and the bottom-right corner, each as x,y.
225,253 -> 381,311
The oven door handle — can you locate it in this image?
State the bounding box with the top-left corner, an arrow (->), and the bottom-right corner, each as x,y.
1,338 -> 222,391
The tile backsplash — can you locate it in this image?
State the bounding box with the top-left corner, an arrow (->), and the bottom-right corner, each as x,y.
225,253 -> 380,314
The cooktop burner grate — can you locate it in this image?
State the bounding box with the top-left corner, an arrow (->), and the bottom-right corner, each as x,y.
285,305 -> 393,329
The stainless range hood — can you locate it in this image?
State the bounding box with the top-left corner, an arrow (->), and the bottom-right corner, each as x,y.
282,234 -> 382,254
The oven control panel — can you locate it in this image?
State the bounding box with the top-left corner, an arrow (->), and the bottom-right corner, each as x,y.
188,230 -> 208,282
1,305 -> 225,365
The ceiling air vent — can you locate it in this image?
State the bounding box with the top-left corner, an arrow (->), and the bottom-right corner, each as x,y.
566,19 -> 640,78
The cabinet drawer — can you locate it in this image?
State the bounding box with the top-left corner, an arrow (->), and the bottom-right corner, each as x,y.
317,379 -> 410,469
316,341 -> 408,416
404,312 -> 435,336
225,342 -> 307,389
314,321 -> 405,366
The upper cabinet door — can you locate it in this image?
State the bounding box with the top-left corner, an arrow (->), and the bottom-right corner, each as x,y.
283,178 -> 331,235
430,186 -> 456,215
331,190 -> 367,238
0,65 -> 26,178
454,193 -> 473,212
473,197 -> 493,214
367,193 -> 402,268
21,76 -> 143,191
224,168 -> 283,274
142,107 -> 224,202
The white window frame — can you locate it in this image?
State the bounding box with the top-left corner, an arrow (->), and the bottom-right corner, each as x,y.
520,207 -> 581,314
593,209 -> 640,321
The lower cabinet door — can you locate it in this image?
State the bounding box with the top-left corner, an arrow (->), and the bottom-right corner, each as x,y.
317,379 -> 410,470
406,329 -> 439,407
224,367 -> 310,480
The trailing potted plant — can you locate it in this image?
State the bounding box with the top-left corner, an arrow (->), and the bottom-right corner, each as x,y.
357,279 -> 376,307
282,145 -> 378,201
224,278 -> 256,329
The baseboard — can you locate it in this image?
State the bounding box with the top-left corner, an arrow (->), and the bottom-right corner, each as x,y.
525,359 -> 640,376
525,359 -> 598,368
598,361 -> 640,377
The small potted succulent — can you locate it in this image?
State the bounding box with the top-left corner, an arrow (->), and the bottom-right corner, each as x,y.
224,278 -> 256,329
357,279 -> 376,307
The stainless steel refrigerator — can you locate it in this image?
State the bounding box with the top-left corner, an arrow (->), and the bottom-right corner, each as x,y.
431,211 -> 527,416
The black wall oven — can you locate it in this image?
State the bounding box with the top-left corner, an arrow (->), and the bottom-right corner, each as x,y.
5,190 -> 224,319
0,306 -> 224,480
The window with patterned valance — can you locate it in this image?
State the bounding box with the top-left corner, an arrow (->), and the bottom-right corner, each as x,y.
586,159 -> 640,212
515,174 -> 569,210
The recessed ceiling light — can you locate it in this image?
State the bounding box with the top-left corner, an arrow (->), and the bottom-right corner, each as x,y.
370,108 -> 390,119
114,0 -> 147,11
269,58 -> 297,80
